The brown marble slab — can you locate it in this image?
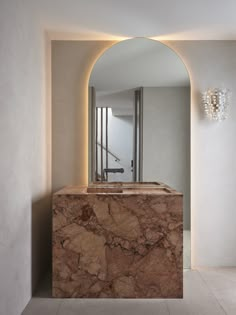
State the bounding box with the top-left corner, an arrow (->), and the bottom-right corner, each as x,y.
52,182 -> 183,298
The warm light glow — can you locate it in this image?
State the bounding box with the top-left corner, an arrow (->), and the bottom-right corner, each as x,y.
48,35 -> 194,267
149,26 -> 226,40
48,32 -> 129,187
48,30 -> 130,41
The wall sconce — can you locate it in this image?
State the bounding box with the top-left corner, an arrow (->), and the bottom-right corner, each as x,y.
202,88 -> 231,121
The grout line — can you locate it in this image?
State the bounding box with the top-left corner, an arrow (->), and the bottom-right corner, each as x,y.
55,300 -> 63,315
196,270 -> 227,315
165,300 -> 171,315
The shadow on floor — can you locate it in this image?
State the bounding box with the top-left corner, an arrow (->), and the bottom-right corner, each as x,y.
33,272 -> 52,298
31,195 -> 52,296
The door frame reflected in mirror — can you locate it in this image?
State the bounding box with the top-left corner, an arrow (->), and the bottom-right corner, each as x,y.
88,87 -> 143,183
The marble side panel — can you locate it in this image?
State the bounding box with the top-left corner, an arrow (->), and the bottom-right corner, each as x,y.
52,189 -> 183,298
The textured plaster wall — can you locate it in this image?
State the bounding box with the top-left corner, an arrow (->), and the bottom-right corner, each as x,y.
1,0 -> 236,313
167,41 -> 236,268
0,2 -> 51,315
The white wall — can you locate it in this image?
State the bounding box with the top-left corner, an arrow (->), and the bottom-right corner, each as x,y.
0,2 -> 51,315
2,2 -> 236,313
96,89 -> 134,116
143,87 -> 190,229
166,41 -> 236,267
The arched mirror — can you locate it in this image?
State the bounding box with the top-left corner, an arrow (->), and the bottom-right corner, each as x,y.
88,38 -> 191,268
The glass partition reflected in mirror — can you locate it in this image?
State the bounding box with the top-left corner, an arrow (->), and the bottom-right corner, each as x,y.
88,38 -> 191,268
88,86 -> 143,183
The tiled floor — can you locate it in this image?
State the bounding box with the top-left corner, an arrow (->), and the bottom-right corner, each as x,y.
183,230 -> 191,269
22,268 -> 236,315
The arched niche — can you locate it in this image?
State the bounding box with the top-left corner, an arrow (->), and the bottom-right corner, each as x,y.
88,38 -> 191,268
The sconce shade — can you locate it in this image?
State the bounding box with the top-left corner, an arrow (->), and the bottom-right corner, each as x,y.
202,88 -> 231,121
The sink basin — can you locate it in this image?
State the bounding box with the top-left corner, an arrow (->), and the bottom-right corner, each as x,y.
86,182 -> 172,194
89,181 -> 161,188
86,187 -> 123,193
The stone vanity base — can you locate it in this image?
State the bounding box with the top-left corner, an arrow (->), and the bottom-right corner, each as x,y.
52,182 -> 183,298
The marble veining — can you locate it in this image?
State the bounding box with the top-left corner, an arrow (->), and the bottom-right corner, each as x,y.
52,182 -> 183,298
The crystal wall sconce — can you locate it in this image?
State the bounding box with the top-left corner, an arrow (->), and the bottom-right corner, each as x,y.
202,88 -> 231,121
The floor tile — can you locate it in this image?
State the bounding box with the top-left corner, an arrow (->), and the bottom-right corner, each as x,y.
199,268 -> 236,315
198,268 -> 236,291
22,298 -> 61,315
58,299 -> 169,315
167,271 -> 226,315
184,230 -> 191,269
22,269 -> 236,315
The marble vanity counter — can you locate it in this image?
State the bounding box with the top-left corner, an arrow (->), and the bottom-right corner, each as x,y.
52,182 -> 183,298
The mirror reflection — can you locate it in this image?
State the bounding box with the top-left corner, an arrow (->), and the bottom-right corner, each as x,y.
89,38 -> 190,268
89,38 -> 190,181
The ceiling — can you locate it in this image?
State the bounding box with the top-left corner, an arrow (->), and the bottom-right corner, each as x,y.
42,0 -> 236,40
89,38 -> 190,93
